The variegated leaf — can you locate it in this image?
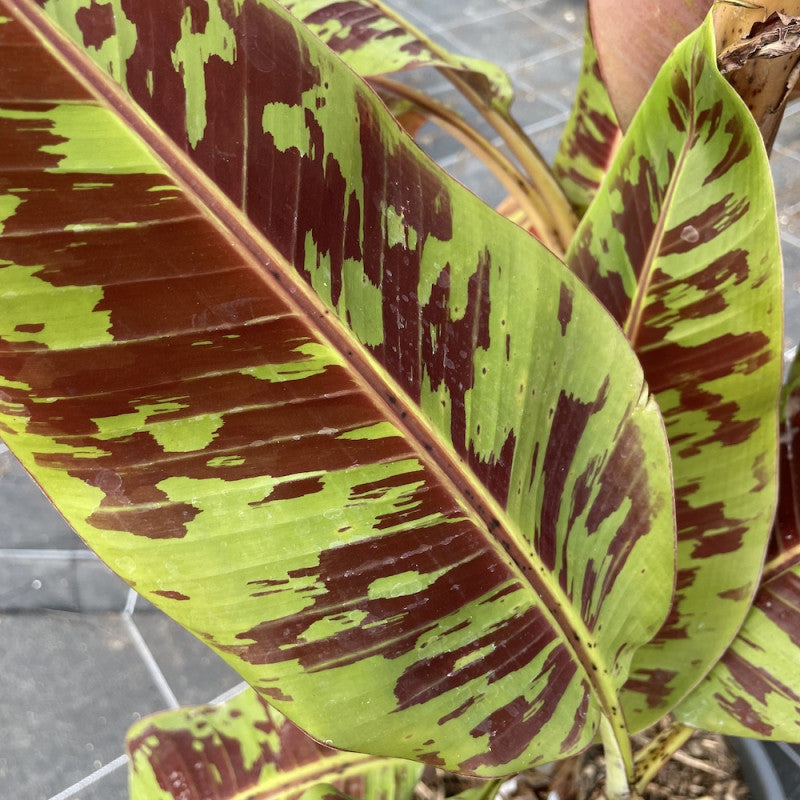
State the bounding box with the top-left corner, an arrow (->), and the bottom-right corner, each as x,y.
271,0 -> 577,254
128,688 -> 423,800
673,355 -> 800,739
589,0 -> 711,130
553,18 -> 621,218
566,11 -> 783,730
1,0 -> 674,774
276,0 -> 515,114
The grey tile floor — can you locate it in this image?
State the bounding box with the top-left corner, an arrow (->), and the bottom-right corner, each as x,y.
2,1 -> 800,798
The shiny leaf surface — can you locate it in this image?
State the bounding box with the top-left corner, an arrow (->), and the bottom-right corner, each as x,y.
566,11 -> 783,730
128,688 -> 423,800
1,0 -> 674,774
274,0 -> 576,254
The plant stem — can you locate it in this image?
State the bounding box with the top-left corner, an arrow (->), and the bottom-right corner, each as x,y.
599,715 -> 634,800
633,722 -> 694,794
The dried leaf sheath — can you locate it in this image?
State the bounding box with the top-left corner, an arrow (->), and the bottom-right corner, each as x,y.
1,0 -> 674,774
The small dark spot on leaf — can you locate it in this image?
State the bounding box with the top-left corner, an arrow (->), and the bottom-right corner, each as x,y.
152,589 -> 190,601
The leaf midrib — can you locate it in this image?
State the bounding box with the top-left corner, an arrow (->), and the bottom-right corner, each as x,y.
622,57 -> 698,349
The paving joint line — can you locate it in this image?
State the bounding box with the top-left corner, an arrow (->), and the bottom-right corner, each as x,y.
46,755 -> 129,800
0,548 -> 99,560
121,591 -> 181,710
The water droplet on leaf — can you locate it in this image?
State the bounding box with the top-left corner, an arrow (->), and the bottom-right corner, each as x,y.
680,225 -> 700,243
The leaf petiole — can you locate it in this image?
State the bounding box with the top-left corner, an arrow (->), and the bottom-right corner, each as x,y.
599,715 -> 635,800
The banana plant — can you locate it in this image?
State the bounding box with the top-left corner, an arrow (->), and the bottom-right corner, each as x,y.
0,0 -> 796,799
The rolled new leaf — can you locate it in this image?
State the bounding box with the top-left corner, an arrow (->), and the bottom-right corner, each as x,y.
128,688 -> 423,800
674,354 -> 800,739
566,10 -> 783,729
590,0 -> 800,147
589,0 -> 711,130
1,0 -> 674,774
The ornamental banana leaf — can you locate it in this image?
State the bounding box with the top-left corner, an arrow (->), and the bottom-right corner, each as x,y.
127,688 -> 423,800
0,0 -> 675,775
271,0 -> 577,253
275,0 -> 515,114
553,18 -> 622,219
673,353 -> 800,739
566,11 -> 783,730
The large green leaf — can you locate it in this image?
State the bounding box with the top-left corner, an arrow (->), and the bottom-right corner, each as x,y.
0,0 -> 674,774
553,18 -> 621,218
673,355 -> 800,739
566,12 -> 782,730
128,688 -> 423,800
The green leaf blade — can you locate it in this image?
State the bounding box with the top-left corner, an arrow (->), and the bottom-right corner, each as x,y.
553,18 -> 622,218
128,688 -> 423,800
2,0 -> 675,774
566,12 -> 783,729
277,0 -> 515,113
674,355 -> 800,739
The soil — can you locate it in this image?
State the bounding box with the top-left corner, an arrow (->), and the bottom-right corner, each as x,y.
415,728 -> 751,800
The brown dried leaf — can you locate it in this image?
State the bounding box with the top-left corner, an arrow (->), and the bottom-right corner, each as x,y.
714,2 -> 800,151
718,12 -> 800,73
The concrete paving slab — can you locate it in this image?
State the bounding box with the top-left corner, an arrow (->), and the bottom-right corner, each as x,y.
0,451 -> 81,550
447,9 -> 574,68
0,614 -> 167,800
